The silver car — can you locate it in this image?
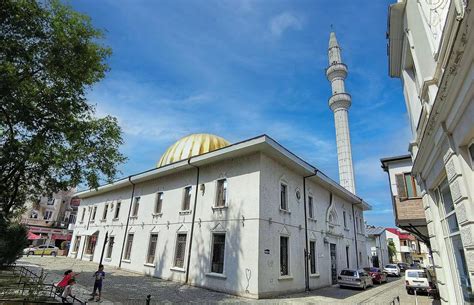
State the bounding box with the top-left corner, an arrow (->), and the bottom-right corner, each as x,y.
338,269 -> 374,289
383,264 -> 401,277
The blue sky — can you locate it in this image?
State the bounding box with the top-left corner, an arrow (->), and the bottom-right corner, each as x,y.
71,0 -> 410,227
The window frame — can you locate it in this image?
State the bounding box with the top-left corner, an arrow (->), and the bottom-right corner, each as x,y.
210,233 -> 226,274
182,187 -> 192,211
154,192 -> 163,214
174,233 -> 187,268
106,236 -> 114,259
146,233 -> 159,265
309,240 -> 317,274
131,197 -> 140,217
114,201 -> 121,219
308,196 -> 314,219
215,179 -> 228,208
280,182 -> 289,211
102,204 -> 108,220
91,206 -> 97,221
81,208 -> 86,222
280,235 -> 290,276
123,233 -> 134,261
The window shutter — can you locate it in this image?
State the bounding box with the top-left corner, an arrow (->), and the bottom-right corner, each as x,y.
395,174 -> 407,200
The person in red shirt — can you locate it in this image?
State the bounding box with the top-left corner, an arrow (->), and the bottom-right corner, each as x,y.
56,270 -> 80,293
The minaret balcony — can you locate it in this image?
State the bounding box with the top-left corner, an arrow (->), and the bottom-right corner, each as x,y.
325,63 -> 348,80
329,93 -> 352,111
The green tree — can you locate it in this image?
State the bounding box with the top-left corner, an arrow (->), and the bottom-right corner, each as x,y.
388,240 -> 397,263
0,0 -> 126,223
0,218 -> 29,266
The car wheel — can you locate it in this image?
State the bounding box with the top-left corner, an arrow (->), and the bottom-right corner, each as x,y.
51,252 -> 57,257
407,288 -> 414,295
28,251 -> 34,256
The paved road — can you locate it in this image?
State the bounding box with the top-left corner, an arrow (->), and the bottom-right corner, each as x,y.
18,256 -> 440,304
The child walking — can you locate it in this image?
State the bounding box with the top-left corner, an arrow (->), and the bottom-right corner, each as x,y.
89,264 -> 105,302
61,279 -> 76,304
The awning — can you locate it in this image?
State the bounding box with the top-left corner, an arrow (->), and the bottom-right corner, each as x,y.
51,234 -> 72,241
79,229 -> 99,236
27,232 -> 42,240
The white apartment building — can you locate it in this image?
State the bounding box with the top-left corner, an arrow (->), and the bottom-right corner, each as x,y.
70,134 -> 370,298
365,226 -> 389,268
388,1 -> 474,302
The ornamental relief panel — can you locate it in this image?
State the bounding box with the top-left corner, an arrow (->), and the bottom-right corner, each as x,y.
418,0 -> 450,50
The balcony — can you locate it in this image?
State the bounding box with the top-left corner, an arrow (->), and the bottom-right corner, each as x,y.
393,196 -> 429,239
400,245 -> 414,253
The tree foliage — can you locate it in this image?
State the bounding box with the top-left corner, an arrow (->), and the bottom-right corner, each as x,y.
0,0 -> 126,222
0,218 -> 29,266
388,240 -> 397,263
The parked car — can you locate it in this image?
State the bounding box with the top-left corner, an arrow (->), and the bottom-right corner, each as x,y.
23,245 -> 59,256
397,262 -> 409,273
338,269 -> 374,290
405,269 -> 437,295
383,264 -> 401,277
363,267 -> 388,284
409,262 -> 423,269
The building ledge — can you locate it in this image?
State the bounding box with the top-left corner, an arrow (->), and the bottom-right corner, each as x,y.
309,273 -> 320,278
205,272 -> 227,279
279,209 -> 291,215
278,275 -> 293,281
152,213 -> 163,218
179,210 -> 192,216
144,263 -> 155,268
170,267 -> 185,273
211,206 -> 228,212
121,259 -> 131,263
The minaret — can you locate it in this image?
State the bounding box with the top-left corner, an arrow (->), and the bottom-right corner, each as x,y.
326,32 -> 356,194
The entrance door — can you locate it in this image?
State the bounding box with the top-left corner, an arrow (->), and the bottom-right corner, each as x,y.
330,243 -> 337,284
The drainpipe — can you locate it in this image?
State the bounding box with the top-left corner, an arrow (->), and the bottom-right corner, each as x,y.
119,176 -> 135,268
352,202 -> 359,268
185,159 -> 200,284
303,170 -> 317,292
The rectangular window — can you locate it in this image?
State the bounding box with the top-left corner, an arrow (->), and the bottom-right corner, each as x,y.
310,241 -> 316,274
146,234 -> 158,265
91,206 -> 97,221
47,196 -> 54,205
174,233 -> 187,268
106,236 -> 114,259
343,211 -> 347,228
359,218 -> 364,233
211,234 -> 226,273
280,183 -> 288,210
81,208 -> 86,222
182,187 -> 192,211
73,236 -> 81,252
44,210 -> 52,220
132,197 -> 140,217
124,234 -> 134,260
85,234 -> 97,255
308,196 -> 313,218
280,236 -> 289,276
155,193 -> 163,214
102,204 -> 108,220
345,246 -> 350,268
114,201 -> 121,219
215,179 -> 227,207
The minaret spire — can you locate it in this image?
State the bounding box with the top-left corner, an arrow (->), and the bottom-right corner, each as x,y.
326,32 -> 356,194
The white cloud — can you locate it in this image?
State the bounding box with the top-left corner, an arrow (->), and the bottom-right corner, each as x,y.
269,12 -> 303,37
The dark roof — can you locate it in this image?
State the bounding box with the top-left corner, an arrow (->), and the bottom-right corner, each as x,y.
365,226 -> 386,236
380,154 -> 411,170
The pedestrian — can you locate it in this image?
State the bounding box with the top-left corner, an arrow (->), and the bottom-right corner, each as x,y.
61,278 -> 76,304
89,264 -> 105,302
56,270 -> 80,294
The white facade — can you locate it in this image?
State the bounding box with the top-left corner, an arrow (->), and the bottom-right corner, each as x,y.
388,0 -> 474,303
365,227 -> 389,268
70,135 -> 370,298
326,32 -> 356,194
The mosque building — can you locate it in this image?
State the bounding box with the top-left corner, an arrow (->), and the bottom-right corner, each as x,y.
70,33 -> 370,298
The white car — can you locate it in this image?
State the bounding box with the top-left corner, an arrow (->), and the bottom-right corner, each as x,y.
405,269 -> 436,295
383,264 -> 400,277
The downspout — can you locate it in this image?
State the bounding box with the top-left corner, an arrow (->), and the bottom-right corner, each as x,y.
119,176 -> 135,268
303,170 -> 317,292
352,202 -> 359,269
185,159 -> 200,284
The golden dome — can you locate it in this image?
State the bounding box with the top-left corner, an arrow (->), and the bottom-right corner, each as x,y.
157,133 -> 230,167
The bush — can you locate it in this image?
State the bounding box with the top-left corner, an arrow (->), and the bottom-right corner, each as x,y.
0,218 -> 29,266
60,240 -> 68,250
